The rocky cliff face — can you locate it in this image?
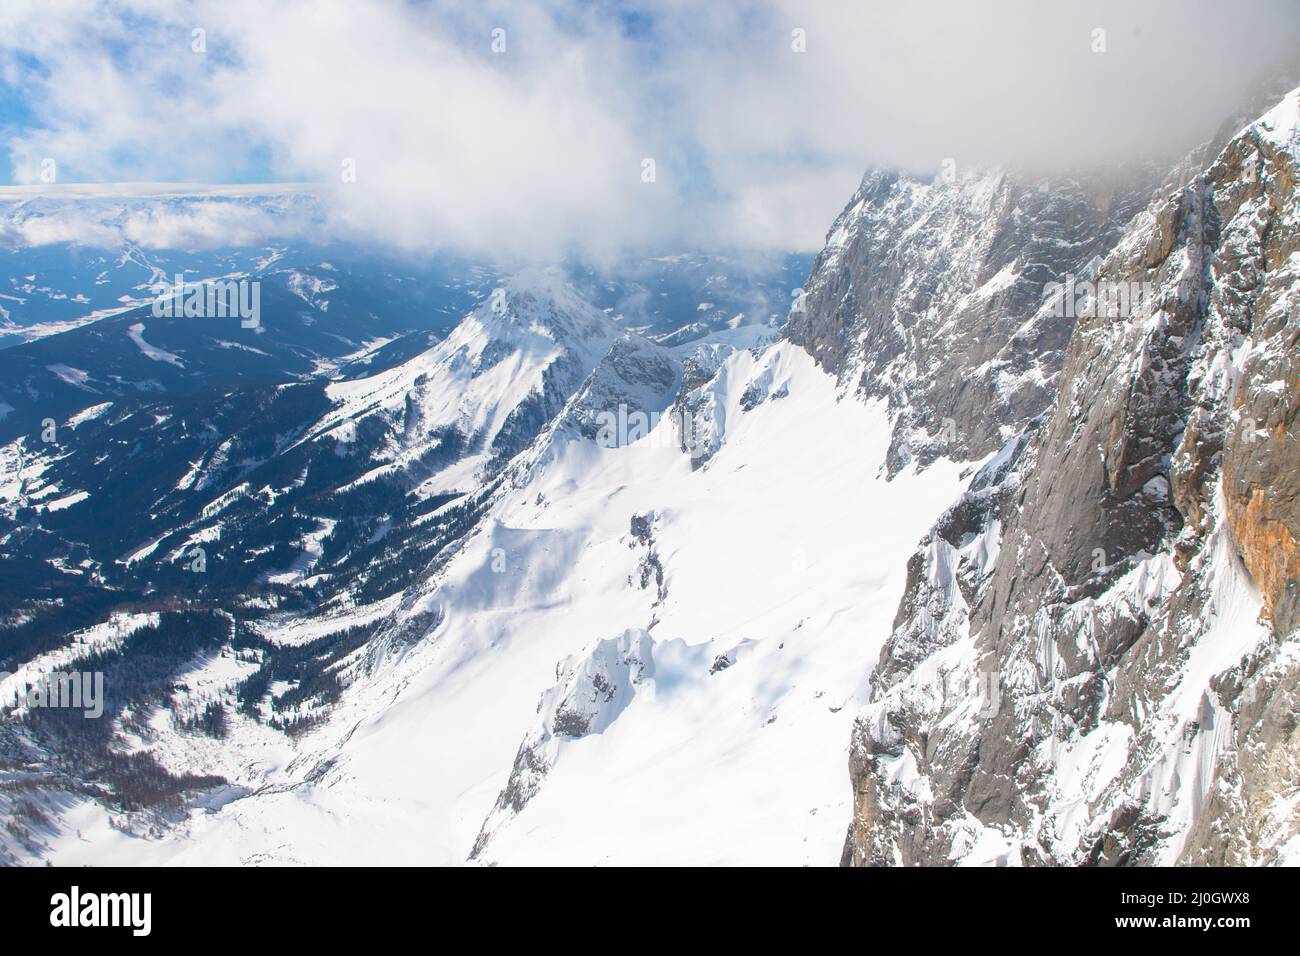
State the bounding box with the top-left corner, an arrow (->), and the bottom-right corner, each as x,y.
840,87 -> 1300,866
786,163 -> 1158,475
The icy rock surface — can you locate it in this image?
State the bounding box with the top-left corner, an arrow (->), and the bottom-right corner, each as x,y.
787,163 -> 1159,476
842,87 -> 1300,867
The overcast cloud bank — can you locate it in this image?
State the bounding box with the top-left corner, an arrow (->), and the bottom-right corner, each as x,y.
1,0 -> 1296,258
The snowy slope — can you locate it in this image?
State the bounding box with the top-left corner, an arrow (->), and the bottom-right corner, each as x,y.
302,268 -> 624,497
35,341 -> 969,865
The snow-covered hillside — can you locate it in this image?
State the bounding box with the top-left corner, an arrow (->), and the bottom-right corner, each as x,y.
303,270 -> 626,497
28,336 -> 970,865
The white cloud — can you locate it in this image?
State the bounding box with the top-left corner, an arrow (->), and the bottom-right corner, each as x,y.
0,186 -> 320,251
1,0 -> 1296,257
117,200 -> 309,250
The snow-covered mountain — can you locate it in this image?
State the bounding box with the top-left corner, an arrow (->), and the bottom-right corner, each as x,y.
5,332 -> 966,865
843,83 -> 1300,867
0,230 -> 816,864
842,85 -> 1300,868
786,162 -> 1159,474
1,84 -> 1297,868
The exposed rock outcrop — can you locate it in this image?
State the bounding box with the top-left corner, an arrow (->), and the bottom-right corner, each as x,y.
841,87 -> 1300,867
470,628 -> 655,860
787,163 -> 1159,475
